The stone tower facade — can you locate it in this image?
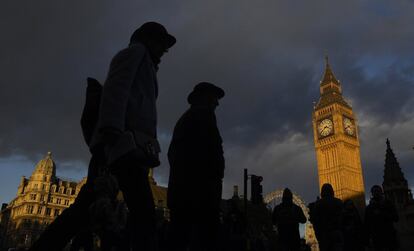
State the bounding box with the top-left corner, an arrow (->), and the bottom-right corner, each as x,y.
312,58 -> 365,210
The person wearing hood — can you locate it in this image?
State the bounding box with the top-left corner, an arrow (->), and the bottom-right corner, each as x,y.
272,188 -> 306,251
310,183 -> 344,251
167,82 -> 225,251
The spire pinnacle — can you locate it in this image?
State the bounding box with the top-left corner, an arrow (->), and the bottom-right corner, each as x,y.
383,138 -> 412,205
384,138 -> 406,184
321,56 -> 339,86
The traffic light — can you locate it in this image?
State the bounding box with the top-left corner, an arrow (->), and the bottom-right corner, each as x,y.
251,175 -> 263,205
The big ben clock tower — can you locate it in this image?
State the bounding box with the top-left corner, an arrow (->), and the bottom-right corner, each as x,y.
312,57 -> 366,210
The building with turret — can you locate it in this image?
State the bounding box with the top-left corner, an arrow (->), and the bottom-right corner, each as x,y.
0,152 -> 168,250
0,152 -> 86,249
382,139 -> 414,250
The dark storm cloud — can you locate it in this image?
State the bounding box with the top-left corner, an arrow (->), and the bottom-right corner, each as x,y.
1,1 -> 413,202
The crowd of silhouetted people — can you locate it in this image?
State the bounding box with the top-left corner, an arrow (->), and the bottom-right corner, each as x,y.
23,22 -> 400,251
307,183 -> 399,251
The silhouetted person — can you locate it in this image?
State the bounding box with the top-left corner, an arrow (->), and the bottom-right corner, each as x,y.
310,183 -> 343,251
365,185 -> 399,251
167,82 -> 225,251
90,21 -> 175,251
30,22 -> 176,251
272,188 -> 306,251
342,199 -> 364,251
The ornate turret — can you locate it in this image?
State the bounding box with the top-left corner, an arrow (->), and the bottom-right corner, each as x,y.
383,139 -> 413,208
0,151 -> 88,249
31,152 -> 56,181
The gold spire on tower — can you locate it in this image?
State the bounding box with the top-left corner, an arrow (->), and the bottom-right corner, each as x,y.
321,56 -> 340,86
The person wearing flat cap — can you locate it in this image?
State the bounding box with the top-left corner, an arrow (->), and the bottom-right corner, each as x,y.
167,82 -> 225,250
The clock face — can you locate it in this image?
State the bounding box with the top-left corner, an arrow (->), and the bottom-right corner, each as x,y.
343,117 -> 355,136
318,119 -> 333,137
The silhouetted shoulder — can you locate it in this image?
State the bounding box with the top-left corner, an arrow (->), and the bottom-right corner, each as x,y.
118,43 -> 147,57
334,197 -> 343,206
109,43 -> 147,69
293,204 -> 303,211
295,204 -> 307,223
176,107 -> 216,129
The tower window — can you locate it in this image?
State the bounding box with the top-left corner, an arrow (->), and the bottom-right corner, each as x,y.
46,208 -> 51,216
26,205 -> 34,214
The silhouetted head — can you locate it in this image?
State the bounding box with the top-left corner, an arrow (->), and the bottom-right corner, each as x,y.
130,22 -> 176,65
282,188 -> 293,204
320,183 -> 334,198
371,185 -> 384,200
188,82 -> 225,110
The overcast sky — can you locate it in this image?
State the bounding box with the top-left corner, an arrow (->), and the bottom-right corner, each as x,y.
1,0 -> 413,205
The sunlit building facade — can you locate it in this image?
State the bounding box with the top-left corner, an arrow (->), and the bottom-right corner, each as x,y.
0,152 -> 168,250
0,152 -> 85,249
